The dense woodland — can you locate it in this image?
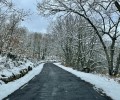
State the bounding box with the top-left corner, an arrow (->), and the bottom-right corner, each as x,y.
36,0 -> 120,76
0,0 -> 120,76
0,0 -> 51,61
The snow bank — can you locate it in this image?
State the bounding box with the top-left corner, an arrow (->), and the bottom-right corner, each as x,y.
0,61 -> 34,78
0,61 -> 33,78
54,63 -> 120,100
0,63 -> 44,99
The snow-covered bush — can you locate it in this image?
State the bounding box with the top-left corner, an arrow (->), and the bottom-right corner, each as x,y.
0,54 -> 34,84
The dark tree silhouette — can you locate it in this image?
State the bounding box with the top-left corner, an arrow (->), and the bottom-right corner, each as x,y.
115,1 -> 120,13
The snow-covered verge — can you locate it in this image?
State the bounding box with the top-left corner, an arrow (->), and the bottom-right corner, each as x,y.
54,63 -> 120,100
0,63 -> 44,99
0,54 -> 35,83
0,60 -> 33,79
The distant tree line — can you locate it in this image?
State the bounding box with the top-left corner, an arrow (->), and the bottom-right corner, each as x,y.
0,0 -> 52,61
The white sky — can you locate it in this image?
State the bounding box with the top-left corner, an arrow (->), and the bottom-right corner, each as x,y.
12,0 -> 49,33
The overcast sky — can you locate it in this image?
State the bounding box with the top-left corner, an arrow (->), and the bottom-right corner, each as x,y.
12,0 -> 49,33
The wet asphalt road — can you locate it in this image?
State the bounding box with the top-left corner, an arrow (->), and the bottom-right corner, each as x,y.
4,63 -> 112,100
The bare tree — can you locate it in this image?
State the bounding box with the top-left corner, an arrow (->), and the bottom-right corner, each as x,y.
50,15 -> 100,72
0,0 -> 13,52
5,9 -> 30,52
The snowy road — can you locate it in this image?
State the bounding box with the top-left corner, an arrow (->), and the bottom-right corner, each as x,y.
4,63 -> 112,100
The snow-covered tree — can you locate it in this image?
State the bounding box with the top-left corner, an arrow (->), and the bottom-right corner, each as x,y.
37,0 -> 120,76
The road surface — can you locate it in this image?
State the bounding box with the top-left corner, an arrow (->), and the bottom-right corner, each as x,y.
4,63 -> 112,100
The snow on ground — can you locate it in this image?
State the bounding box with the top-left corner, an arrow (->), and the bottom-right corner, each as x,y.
0,63 -> 44,99
54,63 -> 120,100
0,60 -> 34,78
0,54 -> 35,79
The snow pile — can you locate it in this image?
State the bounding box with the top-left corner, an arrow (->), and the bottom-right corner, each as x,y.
0,63 -> 44,99
54,63 -> 120,100
0,56 -> 34,80
0,61 -> 33,77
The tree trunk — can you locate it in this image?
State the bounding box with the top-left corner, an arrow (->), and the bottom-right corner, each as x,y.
109,39 -> 116,75
115,1 -> 120,13
114,52 -> 120,76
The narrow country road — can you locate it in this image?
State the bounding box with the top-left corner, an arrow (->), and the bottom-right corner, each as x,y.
4,63 -> 112,100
